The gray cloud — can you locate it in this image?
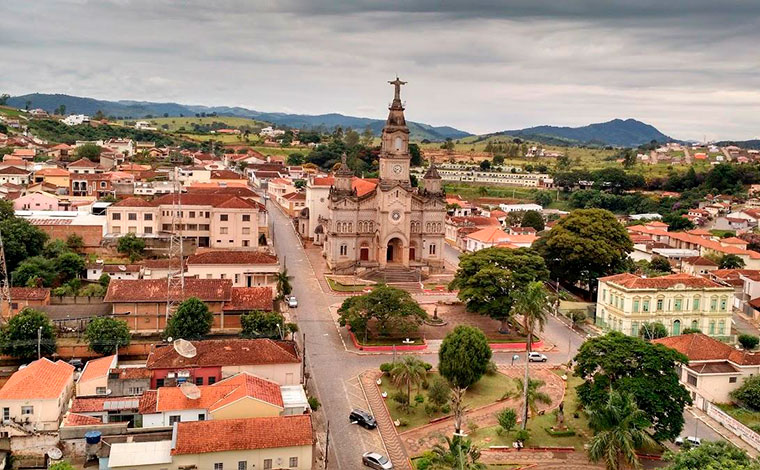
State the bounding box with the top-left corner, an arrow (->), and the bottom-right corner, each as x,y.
0,0 -> 759,140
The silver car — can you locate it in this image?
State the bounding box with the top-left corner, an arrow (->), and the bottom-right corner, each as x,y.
288,295 -> 298,308
362,452 -> 393,470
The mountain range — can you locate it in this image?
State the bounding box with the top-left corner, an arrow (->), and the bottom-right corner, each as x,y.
7,93 -> 673,147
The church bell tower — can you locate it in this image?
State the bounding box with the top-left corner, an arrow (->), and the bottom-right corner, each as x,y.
379,77 -> 411,188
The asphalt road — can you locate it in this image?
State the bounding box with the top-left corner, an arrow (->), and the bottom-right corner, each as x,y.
266,199 -> 728,469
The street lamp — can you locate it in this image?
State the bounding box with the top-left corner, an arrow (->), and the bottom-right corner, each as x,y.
511,354 -> 519,366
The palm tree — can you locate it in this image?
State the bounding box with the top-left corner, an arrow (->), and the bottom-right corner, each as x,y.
390,356 -> 428,411
429,436 -> 487,470
513,378 -> 552,420
275,268 -> 292,300
587,391 -> 656,470
513,281 -> 549,429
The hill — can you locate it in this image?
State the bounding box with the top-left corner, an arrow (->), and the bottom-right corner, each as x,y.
7,93 -> 471,142
488,118 -> 673,147
716,139 -> 760,150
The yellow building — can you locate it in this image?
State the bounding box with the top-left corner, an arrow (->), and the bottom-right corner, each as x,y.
596,273 -> 734,337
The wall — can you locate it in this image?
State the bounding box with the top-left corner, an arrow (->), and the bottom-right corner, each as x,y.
222,363 -> 301,386
35,224 -> 103,248
210,397 -> 282,420
706,401 -> 760,451
186,264 -> 279,290
150,366 -> 220,389
76,375 -> 108,397
142,408 -> 207,428
172,445 -> 312,470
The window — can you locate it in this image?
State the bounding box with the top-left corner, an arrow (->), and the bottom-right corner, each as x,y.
687,373 -> 698,387
206,211 -> 210,218
128,226 -> 137,234
709,320 -> 716,335
195,377 -> 204,385
145,227 -> 153,234
112,212 -> 121,220
189,211 -> 196,218
208,377 -> 216,385
643,299 -> 650,312
429,244 -> 436,255
238,462 -> 247,470
235,274 -> 240,284
693,297 -> 700,310
243,240 -> 250,247
96,387 -> 107,395
3,408 -> 9,421
220,214 -> 229,221
214,463 -> 223,470
264,460 -> 272,470
631,322 -> 639,337
21,406 -> 33,415
674,298 -> 682,312
128,213 -> 137,220
730,377 -> 738,383
156,379 -> 165,387
632,299 -> 639,313
720,298 -> 728,311
602,289 -> 607,301
242,227 -> 250,235
169,415 -> 180,425
656,299 -> 663,311
127,387 -> 143,395
242,215 -> 250,222
718,320 -> 726,335
198,413 -> 205,421
144,213 -> 153,221
340,244 -> 347,256
220,227 -> 229,235
289,457 -> 298,468
710,297 -> 718,312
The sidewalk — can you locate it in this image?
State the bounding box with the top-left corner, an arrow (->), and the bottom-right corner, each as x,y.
688,407 -> 759,457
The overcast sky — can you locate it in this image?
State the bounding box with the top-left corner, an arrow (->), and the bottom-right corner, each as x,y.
1,0 -> 759,140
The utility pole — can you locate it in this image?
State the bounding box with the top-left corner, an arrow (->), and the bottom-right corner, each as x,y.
324,420 -> 330,469
302,333 -> 307,387
37,326 -> 42,360
0,229 -> 12,322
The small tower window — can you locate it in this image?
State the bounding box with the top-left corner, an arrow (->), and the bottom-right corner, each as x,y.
395,137 -> 402,151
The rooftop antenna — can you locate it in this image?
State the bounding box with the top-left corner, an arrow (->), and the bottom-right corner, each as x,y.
173,338 -> 197,358
166,167 -> 185,319
180,381 -> 201,400
0,229 -> 11,322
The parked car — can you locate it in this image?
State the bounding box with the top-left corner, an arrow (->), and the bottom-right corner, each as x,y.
68,358 -> 84,370
288,295 -> 298,308
349,409 -> 377,429
362,452 -> 393,470
675,436 -> 701,447
527,352 -> 547,362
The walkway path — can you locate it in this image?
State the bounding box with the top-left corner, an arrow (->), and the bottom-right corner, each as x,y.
360,370 -> 412,470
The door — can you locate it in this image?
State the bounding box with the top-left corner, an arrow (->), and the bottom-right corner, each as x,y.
360,247 -> 369,261
673,319 -> 681,335
386,244 -> 393,262
409,247 -> 415,261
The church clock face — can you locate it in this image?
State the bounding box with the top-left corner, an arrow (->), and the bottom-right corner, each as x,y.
392,164 -> 403,175
391,210 -> 402,222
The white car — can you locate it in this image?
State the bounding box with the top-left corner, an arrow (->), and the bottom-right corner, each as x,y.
362,452 -> 393,470
288,295 -> 298,308
528,352 -> 548,362
675,436 -> 701,447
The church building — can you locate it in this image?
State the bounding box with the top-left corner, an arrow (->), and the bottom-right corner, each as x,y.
320,78 -> 446,275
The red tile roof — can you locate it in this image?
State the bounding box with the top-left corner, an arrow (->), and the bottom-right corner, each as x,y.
109,367 -> 152,379
171,415 -> 312,455
186,251 -> 278,265
112,196 -> 153,207
104,278 -> 232,303
224,287 -> 274,312
146,339 -> 300,370
64,413 -> 103,426
599,272 -> 724,289
35,168 -> 70,176
211,170 -> 245,180
0,358 -> 74,400
654,333 -> 760,366
212,372 -> 284,409
71,395 -> 141,413
0,166 -> 30,175
9,287 -> 50,301
78,355 -> 116,384
681,256 -> 718,266
68,157 -> 100,168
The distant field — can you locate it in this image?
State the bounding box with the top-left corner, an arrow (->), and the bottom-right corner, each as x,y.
117,116 -> 268,132
0,106 -> 26,118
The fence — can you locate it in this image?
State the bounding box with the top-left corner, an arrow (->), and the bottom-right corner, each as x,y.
705,401 -> 760,451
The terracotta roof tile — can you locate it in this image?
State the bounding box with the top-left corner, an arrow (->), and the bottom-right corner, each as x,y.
78,355 -> 116,385
681,256 -> 719,267
112,196 -> 154,207
599,272 -> 724,289
171,415 -> 312,455
109,367 -> 152,379
64,413 -> 103,426
71,395 -> 141,413
9,287 -> 50,300
187,251 -> 277,266
138,390 -> 158,414
212,372 -> 284,409
146,339 -> 300,369
0,166 -> 30,175
104,278 -> 232,303
0,358 -> 74,400
224,287 -> 274,311
68,157 -> 100,168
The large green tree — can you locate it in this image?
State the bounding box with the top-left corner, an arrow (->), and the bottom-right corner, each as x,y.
0,218 -> 48,271
390,356 -> 428,411
84,317 -> 131,355
429,436 -> 486,470
587,390 -> 656,470
731,375 -> 760,411
337,285 -> 427,342
1,308 -> 56,359
574,331 -> 691,441
663,441 -> 760,470
275,268 -> 293,300
116,233 -> 145,262
535,208 -> 632,297
54,251 -> 85,282
720,254 -> 746,269
241,310 -> 296,339
450,247 -> 548,332
164,297 -> 213,340
439,325 -> 492,433
520,210 -> 545,231
75,143 -> 102,160
11,256 -> 56,287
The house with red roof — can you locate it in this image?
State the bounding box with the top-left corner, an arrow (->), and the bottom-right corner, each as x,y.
654,333 -> 760,407
445,215 -> 500,249
463,226 -> 537,252
1,287 -> 50,319
106,415 -> 313,470
76,355 -> 117,396
145,339 -> 301,388
0,358 -> 75,435
186,250 -> 280,290
596,273 -> 734,337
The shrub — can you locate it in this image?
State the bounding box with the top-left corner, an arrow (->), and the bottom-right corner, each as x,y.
392,391 -> 410,411
496,408 -> 517,434
427,378 -> 451,407
398,418 -> 409,427
513,429 -> 530,444
421,379 -> 430,390
731,375 -> 760,410
424,403 -> 438,416
545,427 -> 576,437
422,362 -> 433,372
739,334 -> 760,351
485,360 -> 498,376
380,362 -> 393,374
441,404 -> 451,414
467,420 -> 479,434
414,454 -> 434,470
308,396 -> 320,411
414,394 -> 425,404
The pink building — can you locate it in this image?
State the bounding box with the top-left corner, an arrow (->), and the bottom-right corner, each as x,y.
13,191 -> 67,211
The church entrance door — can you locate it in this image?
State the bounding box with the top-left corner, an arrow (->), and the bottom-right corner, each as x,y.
386,238 -> 403,263
360,247 -> 369,261
409,247 -> 415,261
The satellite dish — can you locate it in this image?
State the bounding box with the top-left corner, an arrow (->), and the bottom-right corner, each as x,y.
173,339 -> 197,358
180,382 -> 201,400
47,448 -> 63,460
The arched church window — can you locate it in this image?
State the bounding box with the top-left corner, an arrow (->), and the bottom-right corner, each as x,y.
349,223 -> 353,232
395,137 -> 402,151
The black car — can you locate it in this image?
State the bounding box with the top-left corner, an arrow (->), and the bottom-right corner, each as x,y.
350,409 -> 377,429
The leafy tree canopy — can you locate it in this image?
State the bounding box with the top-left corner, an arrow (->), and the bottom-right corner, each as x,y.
720,254 -> 746,269
663,440 -> 760,470
0,217 -> 48,271
164,297 -> 213,340
11,256 -> 56,287
439,325 -> 492,390
337,285 -> 427,341
639,321 -> 669,340
574,331 -> 691,441
241,310 -> 295,339
75,143 -> 102,160
116,233 -> 146,262
84,317 -> 131,355
520,210 -> 545,231
1,308 -> 56,359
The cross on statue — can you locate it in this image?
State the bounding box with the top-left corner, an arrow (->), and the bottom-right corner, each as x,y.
388,76 -> 407,101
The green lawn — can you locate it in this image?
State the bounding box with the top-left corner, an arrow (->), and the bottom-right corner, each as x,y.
118,116 -> 268,132
379,371 -> 517,430
327,278 -> 371,292
470,371 -> 590,450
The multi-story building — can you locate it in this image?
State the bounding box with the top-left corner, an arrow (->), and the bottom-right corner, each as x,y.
106,193 -> 266,249
596,273 -> 734,337
186,250 -> 280,290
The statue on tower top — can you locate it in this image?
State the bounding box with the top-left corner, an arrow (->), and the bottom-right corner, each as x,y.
388,76 -> 407,102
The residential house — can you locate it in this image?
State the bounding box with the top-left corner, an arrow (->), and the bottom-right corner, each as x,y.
85,262 -> 142,281
709,268 -> 759,311
444,215 -> 499,249
67,158 -> 104,174
281,192 -> 306,217
33,168 -> 70,189
0,166 -> 31,185
0,287 -> 51,320
145,339 -> 302,388
107,367 -> 152,397
463,225 -> 537,252
680,256 -> 719,276
104,279 -> 273,332
68,395 -> 140,426
10,148 -> 35,160
301,175 -> 376,243
76,355 -> 118,397
596,273 -> 734,337
267,178 -> 296,206
140,258 -> 184,280
12,190 -> 68,211
106,415 -> 313,470
185,250 -> 280,290
0,358 -> 75,436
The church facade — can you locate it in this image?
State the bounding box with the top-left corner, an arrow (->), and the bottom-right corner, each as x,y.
321,78 -> 446,275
